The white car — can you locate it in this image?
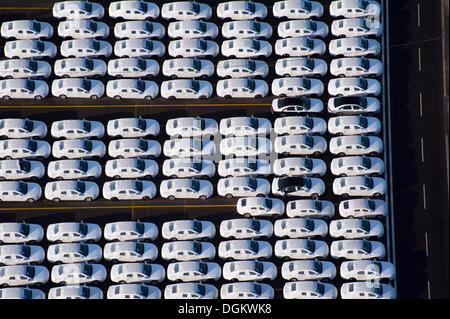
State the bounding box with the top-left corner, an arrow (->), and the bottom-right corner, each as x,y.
52,1 -> 105,20
54,58 -> 107,78
104,242 -> 158,263
108,58 -> 159,79
108,1 -> 160,20
329,135 -> 383,156
333,175 -> 386,197
221,39 -> 272,58
0,287 -> 45,299
161,219 -> 215,241
271,96 -> 324,114
167,261 -> 221,282
281,260 -> 336,281
217,78 -> 268,99
341,282 -> 396,299
339,198 -> 387,219
108,138 -> 161,159
168,39 -> 219,58
0,222 -> 44,244
329,37 -> 380,57
274,218 -> 328,238
273,157 -> 326,178
165,116 -> 218,138
273,0 -> 324,19
327,96 -> 380,115
220,136 -> 272,157
331,18 -> 383,38
110,262 -> 165,284
221,282 -> 273,299
165,283 -> 218,299
48,285 -> 103,299
103,179 -> 156,201
340,260 -> 395,281
330,0 -> 382,18
0,139 -> 50,160
161,240 -> 216,262
161,79 -> 213,99
272,77 -> 324,97
218,158 -> 271,178
163,138 -> 215,158
0,59 -> 51,79
274,116 -> 326,136
51,263 -> 107,285
0,118 -> 47,139
60,39 -> 112,58
286,199 -> 335,219
114,21 -> 164,40
58,20 -> 109,39
0,159 -> 45,181
275,57 -> 327,77
161,1 -> 212,21
328,77 -> 381,97
330,57 -> 382,77
219,116 -> 271,137
0,79 -> 49,100
330,239 -> 385,260
114,39 -> 165,58
328,115 -> 381,136
274,135 -> 327,156
50,119 -> 104,139
51,78 -> 105,99
44,180 -> 99,202
107,118 -> 160,138
222,260 -> 277,281
163,58 -> 214,79
52,139 -> 106,160
0,244 -> 45,265
278,19 -> 328,38
218,239 -> 272,261
46,242 -> 102,264
107,283 -> 161,299
219,218 -> 273,239
283,281 -> 337,299
217,1 -> 267,20
168,20 -> 218,39
0,265 -> 48,287
222,20 -> 272,39
0,181 -> 41,203
105,158 -> 158,179
1,20 -> 53,40
4,40 -> 56,59
46,222 -> 101,243
217,59 -> 268,79
331,155 -> 384,177
162,158 -> 215,178
106,79 -> 159,100
218,177 -> 270,198
275,37 -> 325,57
160,178 -> 213,200
330,217 -> 384,239
236,197 -> 284,218
104,221 -> 158,242
274,238 -> 329,260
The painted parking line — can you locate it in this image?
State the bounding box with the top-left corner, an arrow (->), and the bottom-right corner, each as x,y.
0,204 -> 237,211
0,103 -> 271,109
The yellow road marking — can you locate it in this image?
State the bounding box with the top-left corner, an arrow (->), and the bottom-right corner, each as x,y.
0,204 -> 237,211
0,103 -> 271,108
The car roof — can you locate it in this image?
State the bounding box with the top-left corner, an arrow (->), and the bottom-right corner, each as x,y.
107,179 -> 142,190
164,178 -> 198,189
59,58 -> 93,68
0,181 -> 28,191
48,180 -> 83,191
49,222 -> 88,232
0,59 -> 35,68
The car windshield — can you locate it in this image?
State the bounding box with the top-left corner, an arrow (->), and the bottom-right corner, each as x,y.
248,117 -> 259,130
314,200 -> 322,211
301,78 -> 311,90
198,262 -> 207,274
196,284 -> 205,296
81,79 -> 92,91
306,240 -> 315,252
252,283 -> 261,295
362,240 -> 372,253
21,245 -> 31,257
251,219 -> 260,232
191,2 -> 200,13
316,282 -> 325,295
144,22 -> 153,33
303,158 -> 313,170
84,58 -> 94,71
88,21 -> 97,32
136,80 -> 146,92
364,177 -> 374,189
25,80 -> 35,92
192,59 -> 202,71
251,21 -> 261,32
28,60 -> 38,72
139,139 -> 148,151
76,181 -> 86,193
135,181 -> 143,193
192,160 -> 202,172
82,120 -> 91,132
360,219 -> 371,232
307,21 -> 317,32
246,79 -> 256,91
92,40 -> 100,52
135,242 -> 144,254
198,21 -> 206,33
313,261 -> 323,273
359,38 -> 369,49
25,266 -> 35,278
304,58 -> 314,70
362,156 -> 371,169
31,21 -> 41,32
360,57 -> 370,70
137,58 -> 147,71
254,261 -> 263,274
248,178 -> 257,190
78,222 -> 88,235
133,222 -> 145,235
249,240 -> 259,253
145,40 -> 153,51
18,160 -> 31,172
83,263 -> 93,276
360,136 -> 370,148
136,159 -> 145,172
247,2 -> 256,13
247,60 -> 256,71
19,223 -> 30,235
80,286 -> 91,298
78,243 -> 89,256
367,199 -> 375,211
35,41 -> 44,53
190,80 -> 200,92
305,38 -> 314,49
191,179 -> 200,192
83,140 -> 93,152
304,218 -> 315,231
359,116 -> 368,128
142,263 -> 152,276
193,220 -> 202,233
302,1 -> 312,11
250,40 -> 260,51
139,285 -> 149,297
17,182 -> 28,194
82,1 -> 92,13
193,241 -> 202,254
304,135 -> 314,148
198,40 -> 207,52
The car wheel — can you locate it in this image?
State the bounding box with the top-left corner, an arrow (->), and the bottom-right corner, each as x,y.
115,75 -> 123,79
168,195 -> 175,200
373,192 -> 381,198
168,96 -> 176,100
225,193 -> 233,199
255,94 -> 262,99
311,193 -> 319,200
339,173 -> 347,177
225,257 -> 233,262
282,152 -> 289,157
111,197 -> 119,201
27,198 -> 35,203
170,237 -> 177,241
283,256 -> 290,261
117,155 -> 124,159
85,197 -> 93,202
59,94 -> 67,99
342,193 -> 349,199
338,152 -> 345,157
199,195 -> 207,200
114,95 -> 121,100
244,213 -> 251,218
56,176 -> 63,181
144,95 -> 152,100
256,193 -> 265,197
200,74 -> 208,80
90,95 -> 98,100
170,74 -> 178,80
34,95 -> 43,100
88,176 -> 95,181
199,95 -> 207,100
113,175 -> 121,180
280,93 -> 287,98
142,196 -> 151,200
53,198 -> 61,202
2,95 -> 11,100
283,73 -> 290,77
224,95 -> 232,99
369,152 -> 378,156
